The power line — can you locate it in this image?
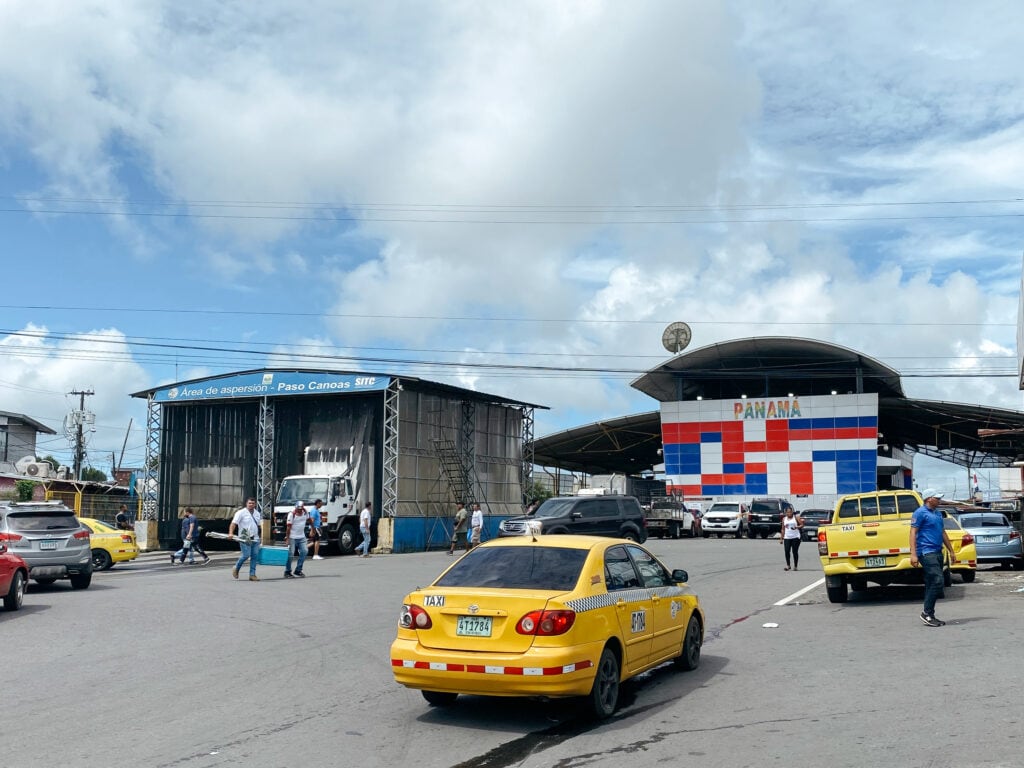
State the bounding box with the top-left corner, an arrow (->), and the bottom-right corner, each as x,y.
0,307 -> 1015,328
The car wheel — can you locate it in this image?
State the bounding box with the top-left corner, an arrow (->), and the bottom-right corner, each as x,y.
943,567 -> 952,588
670,523 -> 679,540
3,571 -> 25,611
960,570 -> 976,583
588,647 -> 620,719
421,690 -> 458,707
1012,559 -> 1024,571
716,533 -> 723,539
674,615 -> 702,671
622,530 -> 638,543
337,524 -> 357,555
759,532 -> 768,539
688,523 -> 697,538
70,572 -> 92,590
91,549 -> 113,571
34,577 -> 57,586
747,528 -> 755,539
826,581 -> 848,603
701,531 -> 709,538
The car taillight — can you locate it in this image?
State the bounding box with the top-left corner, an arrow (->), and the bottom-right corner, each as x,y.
0,532 -> 23,542
961,533 -> 974,546
399,604 -> 432,630
516,610 -> 576,636
121,535 -> 134,543
817,529 -> 828,555
73,530 -> 91,540
1010,531 -> 1021,541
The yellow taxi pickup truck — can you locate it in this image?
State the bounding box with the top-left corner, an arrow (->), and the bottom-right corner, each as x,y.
817,490 -> 975,603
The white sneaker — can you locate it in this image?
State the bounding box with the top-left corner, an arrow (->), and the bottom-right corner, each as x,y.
312,555 -> 323,560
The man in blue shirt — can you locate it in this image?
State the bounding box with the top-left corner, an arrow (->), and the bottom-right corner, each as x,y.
910,488 -> 955,627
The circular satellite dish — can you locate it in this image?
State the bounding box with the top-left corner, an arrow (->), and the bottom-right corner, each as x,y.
662,322 -> 692,355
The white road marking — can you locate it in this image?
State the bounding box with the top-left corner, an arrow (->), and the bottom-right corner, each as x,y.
775,578 -> 825,606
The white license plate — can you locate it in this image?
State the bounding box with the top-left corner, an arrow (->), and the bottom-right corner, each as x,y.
39,540 -> 58,550
864,556 -> 887,568
456,616 -> 492,637
977,535 -> 999,544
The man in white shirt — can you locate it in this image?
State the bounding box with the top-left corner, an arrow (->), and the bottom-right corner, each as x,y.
357,501 -> 373,558
470,503 -> 484,548
228,497 -> 262,581
284,501 -> 310,578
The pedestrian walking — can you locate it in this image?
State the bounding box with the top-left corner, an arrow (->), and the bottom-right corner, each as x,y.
447,502 -> 469,555
284,502 -> 309,578
309,499 -> 325,559
469,502 -> 484,548
910,489 -> 955,627
228,497 -> 262,581
172,507 -> 210,565
780,507 -> 803,570
356,501 -> 373,557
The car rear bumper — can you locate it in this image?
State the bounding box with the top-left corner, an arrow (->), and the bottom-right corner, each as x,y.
390,637 -> 605,698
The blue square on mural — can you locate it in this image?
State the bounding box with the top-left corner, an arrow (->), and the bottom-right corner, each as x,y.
835,416 -> 859,428
813,450 -> 836,462
703,484 -> 724,495
723,463 -> 745,474
699,432 -> 722,443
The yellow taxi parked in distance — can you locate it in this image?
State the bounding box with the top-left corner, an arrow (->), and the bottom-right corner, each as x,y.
390,534 -> 704,718
78,518 -> 139,570
942,512 -> 977,583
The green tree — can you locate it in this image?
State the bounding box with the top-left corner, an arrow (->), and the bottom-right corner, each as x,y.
524,479 -> 554,504
14,479 -> 37,501
81,467 -> 108,482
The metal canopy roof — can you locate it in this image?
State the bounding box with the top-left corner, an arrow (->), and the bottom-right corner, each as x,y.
631,336 -> 904,402
533,337 -> 1024,473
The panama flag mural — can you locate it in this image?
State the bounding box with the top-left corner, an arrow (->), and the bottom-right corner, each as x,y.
661,393 -> 878,497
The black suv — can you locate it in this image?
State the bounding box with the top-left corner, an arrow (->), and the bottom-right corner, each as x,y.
798,508 -> 832,541
747,497 -> 794,538
498,495 -> 647,543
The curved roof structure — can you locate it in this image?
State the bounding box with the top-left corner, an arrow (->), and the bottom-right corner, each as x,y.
533,337 -> 1024,473
631,336 -> 904,402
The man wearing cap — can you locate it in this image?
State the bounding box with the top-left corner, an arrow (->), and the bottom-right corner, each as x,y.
910,488 -> 955,627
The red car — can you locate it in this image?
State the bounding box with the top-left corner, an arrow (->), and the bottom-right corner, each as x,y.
1,542 -> 28,612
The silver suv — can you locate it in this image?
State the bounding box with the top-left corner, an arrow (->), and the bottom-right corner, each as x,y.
0,502 -> 93,589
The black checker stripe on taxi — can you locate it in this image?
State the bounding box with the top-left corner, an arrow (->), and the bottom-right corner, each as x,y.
566,586 -> 688,614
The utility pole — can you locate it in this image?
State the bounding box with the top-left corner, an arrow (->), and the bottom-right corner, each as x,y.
68,389 -> 95,481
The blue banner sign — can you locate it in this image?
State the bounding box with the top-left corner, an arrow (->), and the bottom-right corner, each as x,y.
153,371 -> 391,403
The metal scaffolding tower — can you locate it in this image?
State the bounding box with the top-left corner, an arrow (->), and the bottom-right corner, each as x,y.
141,395 -> 161,521
256,397 -> 275,516
521,405 -> 534,498
382,378 -> 400,518
460,400 -> 478,504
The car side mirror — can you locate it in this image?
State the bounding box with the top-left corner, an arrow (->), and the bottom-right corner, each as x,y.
0,543 -> 6,555
671,569 -> 689,583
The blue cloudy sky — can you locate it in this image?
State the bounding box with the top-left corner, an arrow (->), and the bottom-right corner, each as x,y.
1,1 -> 1022,495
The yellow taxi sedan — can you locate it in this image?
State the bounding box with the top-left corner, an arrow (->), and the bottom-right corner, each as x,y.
943,512 -> 977,583
78,518 -> 140,570
390,535 -> 704,718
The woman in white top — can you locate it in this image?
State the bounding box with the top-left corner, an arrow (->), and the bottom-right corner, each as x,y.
780,506 -> 804,571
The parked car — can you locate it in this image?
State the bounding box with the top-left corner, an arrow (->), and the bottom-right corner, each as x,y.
0,501 -> 93,589
498,495 -> 647,543
942,513 -> 978,583
952,511 -> 1023,570
1,542 -> 29,611
78,517 -> 140,570
390,534 -> 704,718
799,508 -> 832,541
701,501 -> 748,538
747,498 -> 794,538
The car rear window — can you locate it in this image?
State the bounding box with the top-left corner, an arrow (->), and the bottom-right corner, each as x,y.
6,511 -> 79,531
434,546 -> 587,591
959,514 -> 1010,528
750,501 -> 779,514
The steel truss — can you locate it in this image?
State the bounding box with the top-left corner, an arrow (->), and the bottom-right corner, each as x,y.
382,379 -> 400,517
521,406 -> 534,499
256,397 -> 275,517
141,395 -> 161,521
